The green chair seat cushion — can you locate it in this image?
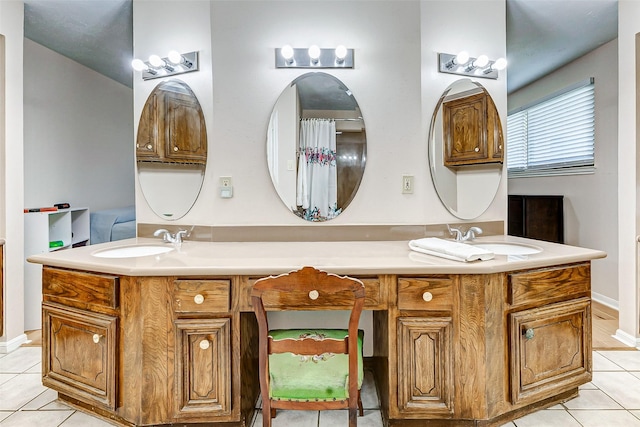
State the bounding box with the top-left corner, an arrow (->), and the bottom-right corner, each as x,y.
267,329 -> 364,401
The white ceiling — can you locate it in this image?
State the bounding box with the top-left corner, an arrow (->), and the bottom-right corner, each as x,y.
507,0 -> 617,93
22,0 -> 618,93
23,0 -> 133,87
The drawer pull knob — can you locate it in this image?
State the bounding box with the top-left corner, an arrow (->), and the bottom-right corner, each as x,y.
146,144 -> 152,150
173,146 -> 179,152
422,291 -> 433,302
308,290 -> 319,300
523,328 -> 535,340
92,334 -> 101,344
194,294 -> 205,304
199,340 -> 210,350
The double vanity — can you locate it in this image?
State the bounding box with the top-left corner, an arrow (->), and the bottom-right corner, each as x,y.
26,55 -> 604,426
28,234 -> 605,427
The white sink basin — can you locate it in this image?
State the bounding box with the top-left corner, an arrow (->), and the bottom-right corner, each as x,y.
471,242 -> 542,256
92,245 -> 174,258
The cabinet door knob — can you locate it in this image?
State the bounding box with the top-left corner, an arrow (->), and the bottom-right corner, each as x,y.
523,328 -> 535,340
194,294 -> 205,304
422,291 -> 433,302
146,144 -> 152,150
308,290 -> 319,300
199,339 -> 210,350
474,147 -> 480,152
92,334 -> 101,344
173,146 -> 179,152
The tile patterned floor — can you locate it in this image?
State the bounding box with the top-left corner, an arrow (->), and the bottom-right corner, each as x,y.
1,346 -> 639,426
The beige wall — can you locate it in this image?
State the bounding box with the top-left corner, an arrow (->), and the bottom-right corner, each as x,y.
617,0 -> 640,347
133,0 -> 507,356
133,0 -> 508,227
508,40 -> 618,305
0,0 -> 25,352
23,39 -> 134,211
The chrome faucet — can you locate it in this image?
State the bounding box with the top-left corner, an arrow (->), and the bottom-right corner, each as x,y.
447,225 -> 483,242
154,228 -> 190,245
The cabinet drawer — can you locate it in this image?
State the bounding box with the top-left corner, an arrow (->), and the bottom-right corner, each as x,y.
509,298 -> 591,405
43,267 -> 119,309
242,276 -> 385,311
174,279 -> 231,313
398,277 -> 453,311
509,264 -> 590,307
42,303 -> 118,410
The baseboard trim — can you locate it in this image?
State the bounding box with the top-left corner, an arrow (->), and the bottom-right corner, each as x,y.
0,333 -> 28,354
613,329 -> 640,349
591,292 -> 619,311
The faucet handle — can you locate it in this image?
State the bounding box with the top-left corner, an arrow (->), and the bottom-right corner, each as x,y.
464,226 -> 483,241
447,224 -> 463,241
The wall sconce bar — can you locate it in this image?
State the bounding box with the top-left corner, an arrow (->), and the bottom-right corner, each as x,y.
438,52 -> 506,79
275,46 -> 354,69
133,51 -> 199,81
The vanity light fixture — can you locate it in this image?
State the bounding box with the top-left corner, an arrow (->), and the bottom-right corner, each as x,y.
280,44 -> 295,65
483,57 -> 508,74
465,54 -> 489,72
275,45 -> 354,68
438,52 -> 506,79
308,45 -> 321,64
443,51 -> 469,70
131,50 -> 199,81
335,45 -> 348,64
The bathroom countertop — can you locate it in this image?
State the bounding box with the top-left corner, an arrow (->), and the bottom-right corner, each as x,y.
27,235 -> 606,277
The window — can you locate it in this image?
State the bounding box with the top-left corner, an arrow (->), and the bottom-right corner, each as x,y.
507,79 -> 595,177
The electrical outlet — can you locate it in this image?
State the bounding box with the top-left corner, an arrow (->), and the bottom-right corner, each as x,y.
402,175 -> 414,194
219,176 -> 232,187
219,176 -> 233,198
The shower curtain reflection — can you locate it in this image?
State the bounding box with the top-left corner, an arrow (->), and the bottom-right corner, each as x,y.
296,119 -> 340,221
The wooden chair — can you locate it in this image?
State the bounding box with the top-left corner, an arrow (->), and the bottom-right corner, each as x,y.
251,266 -> 366,427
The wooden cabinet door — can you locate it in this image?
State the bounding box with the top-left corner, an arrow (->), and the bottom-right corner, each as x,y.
136,92 -> 161,160
443,92 -> 487,166
509,298 -> 592,405
174,318 -> 231,418
487,96 -> 504,161
397,317 -> 454,416
163,90 -> 207,164
42,303 -> 117,409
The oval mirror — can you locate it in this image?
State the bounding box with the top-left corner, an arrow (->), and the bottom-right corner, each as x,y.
428,79 -> 503,219
267,72 -> 366,221
136,79 -> 207,220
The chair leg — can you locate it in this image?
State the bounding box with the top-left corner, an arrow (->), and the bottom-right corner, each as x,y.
349,407 -> 358,427
262,399 -> 272,427
270,407 -> 276,419
358,390 -> 364,416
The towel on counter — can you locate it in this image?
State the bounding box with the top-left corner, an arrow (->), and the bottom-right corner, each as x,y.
408,237 -> 495,262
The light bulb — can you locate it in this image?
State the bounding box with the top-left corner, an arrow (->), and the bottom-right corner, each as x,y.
131,58 -> 147,71
474,55 -> 489,68
149,54 -> 165,68
167,50 -> 182,65
308,45 -> 321,60
335,45 -> 347,59
493,57 -> 507,70
281,45 -> 294,60
455,51 -> 469,65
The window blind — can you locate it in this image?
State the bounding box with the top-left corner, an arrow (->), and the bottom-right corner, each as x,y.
507,79 -> 595,178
